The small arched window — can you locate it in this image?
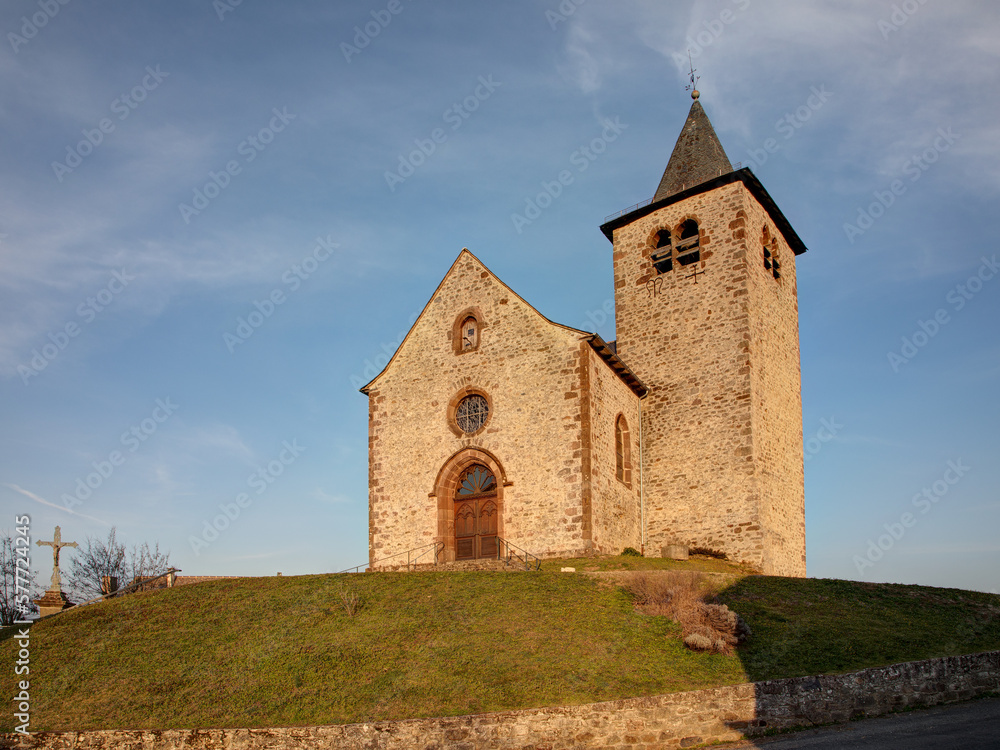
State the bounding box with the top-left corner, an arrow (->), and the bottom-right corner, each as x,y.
615,415 -> 632,487
651,230 -> 673,274
452,310 -> 483,354
461,316 -> 479,351
676,220 -> 700,266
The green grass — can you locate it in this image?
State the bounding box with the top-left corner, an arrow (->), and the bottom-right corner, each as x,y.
718,576 -> 1000,681
538,554 -> 752,575
1,564 -> 998,732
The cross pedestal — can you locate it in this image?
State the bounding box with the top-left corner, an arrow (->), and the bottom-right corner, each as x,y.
33,589 -> 74,617
35,526 -> 78,617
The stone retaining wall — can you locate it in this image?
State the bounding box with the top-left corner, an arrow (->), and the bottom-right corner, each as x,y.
6,651 -> 998,749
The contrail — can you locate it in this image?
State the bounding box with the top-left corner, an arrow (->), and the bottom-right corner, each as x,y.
4,483 -> 110,526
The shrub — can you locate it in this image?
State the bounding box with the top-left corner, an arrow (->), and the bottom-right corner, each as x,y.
338,585 -> 363,617
683,633 -> 713,651
621,547 -> 643,557
689,547 -> 728,560
623,571 -> 750,655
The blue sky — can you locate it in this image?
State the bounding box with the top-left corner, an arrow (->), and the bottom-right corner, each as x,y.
1,0 -> 997,594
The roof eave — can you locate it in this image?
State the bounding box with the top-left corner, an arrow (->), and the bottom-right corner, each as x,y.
582,334 -> 649,399
599,167 -> 808,256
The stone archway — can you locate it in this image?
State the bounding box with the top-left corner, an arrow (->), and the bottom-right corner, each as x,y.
432,448 -> 506,563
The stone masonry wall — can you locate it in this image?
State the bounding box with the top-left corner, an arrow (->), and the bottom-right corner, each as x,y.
366,251 -> 640,566
741,188 -> 807,577
584,344 -> 643,555
10,651 -> 998,749
612,182 -> 763,569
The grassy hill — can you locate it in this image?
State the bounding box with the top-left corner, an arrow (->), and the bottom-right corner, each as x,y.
2,558 -> 999,732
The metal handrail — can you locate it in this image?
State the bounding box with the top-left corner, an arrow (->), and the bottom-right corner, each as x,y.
63,567 -> 183,611
604,198 -> 653,223
496,537 -> 541,571
336,541 -> 444,574
603,163 -> 742,223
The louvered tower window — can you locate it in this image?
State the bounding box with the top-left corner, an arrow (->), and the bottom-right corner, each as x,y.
651,230 -> 673,274
676,220 -> 700,266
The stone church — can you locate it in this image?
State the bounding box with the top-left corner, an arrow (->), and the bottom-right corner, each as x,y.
361,92 -> 808,576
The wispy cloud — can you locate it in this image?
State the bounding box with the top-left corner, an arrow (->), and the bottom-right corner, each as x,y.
311,488 -> 354,506
178,424 -> 257,466
4,483 -> 111,526
227,551 -> 285,562
895,542 -> 1000,556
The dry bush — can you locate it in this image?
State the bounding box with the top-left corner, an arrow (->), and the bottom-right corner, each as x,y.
683,633 -> 713,651
338,585 -> 363,617
688,547 -> 728,560
623,571 -> 750,655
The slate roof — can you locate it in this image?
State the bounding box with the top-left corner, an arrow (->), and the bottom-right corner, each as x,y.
653,98 -> 734,202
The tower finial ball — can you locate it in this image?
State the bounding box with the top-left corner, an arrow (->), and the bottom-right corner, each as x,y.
691,89 -> 700,100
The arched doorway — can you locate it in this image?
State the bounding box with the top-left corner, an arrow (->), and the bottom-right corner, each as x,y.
432,448 -> 506,563
454,465 -> 498,560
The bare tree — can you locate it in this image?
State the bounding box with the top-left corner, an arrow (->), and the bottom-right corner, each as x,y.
0,532 -> 39,626
66,527 -> 171,601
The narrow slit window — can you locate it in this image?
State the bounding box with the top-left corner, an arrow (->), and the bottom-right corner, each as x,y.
615,415 -> 631,487
762,228 -> 781,281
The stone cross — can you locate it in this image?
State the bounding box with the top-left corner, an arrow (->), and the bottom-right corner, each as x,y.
37,526 -> 77,592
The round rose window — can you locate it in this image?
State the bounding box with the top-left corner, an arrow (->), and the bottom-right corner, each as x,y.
455,395 -> 489,434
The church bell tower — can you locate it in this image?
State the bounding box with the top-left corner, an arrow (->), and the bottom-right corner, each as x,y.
600,88 -> 808,576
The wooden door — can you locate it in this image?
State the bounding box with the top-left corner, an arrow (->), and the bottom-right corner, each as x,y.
454,465 -> 499,561
478,499 -> 498,558
455,500 -> 477,560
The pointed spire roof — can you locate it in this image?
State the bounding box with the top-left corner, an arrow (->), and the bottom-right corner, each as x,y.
653,93 -> 733,202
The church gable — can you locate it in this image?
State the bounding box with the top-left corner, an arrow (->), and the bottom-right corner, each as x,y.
364,248 -> 643,566
362,248 -> 584,395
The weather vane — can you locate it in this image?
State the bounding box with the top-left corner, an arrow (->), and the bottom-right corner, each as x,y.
685,50 -> 701,100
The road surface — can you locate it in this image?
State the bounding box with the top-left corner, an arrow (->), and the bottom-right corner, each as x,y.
714,697 -> 1000,749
